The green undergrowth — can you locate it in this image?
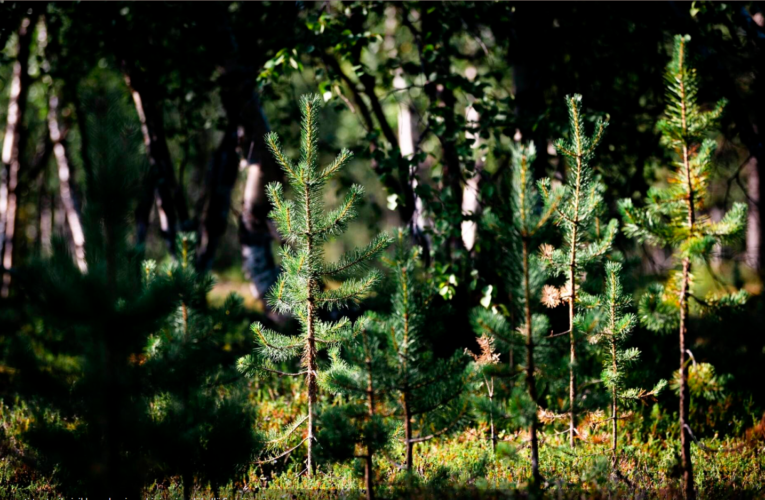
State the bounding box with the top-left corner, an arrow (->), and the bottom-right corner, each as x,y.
2,382 -> 764,499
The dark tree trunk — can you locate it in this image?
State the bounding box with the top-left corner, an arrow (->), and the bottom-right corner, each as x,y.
237,91 -> 281,302
197,67 -> 281,299
122,65 -> 186,255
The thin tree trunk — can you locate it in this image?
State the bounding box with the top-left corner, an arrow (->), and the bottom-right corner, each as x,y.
401,289 -> 414,472
679,256 -> 695,500
461,105 -> 482,252
48,92 -> 87,272
678,42 -> 697,495
394,73 -> 430,258
488,376 -> 496,452
611,338 -> 618,470
364,332 -> 375,500
745,156 -> 761,270
565,96 -> 587,448
305,181 -> 317,477
403,390 -> 413,472
1,16 -> 33,297
522,238 -> 541,484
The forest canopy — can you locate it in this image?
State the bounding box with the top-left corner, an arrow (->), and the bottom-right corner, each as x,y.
0,2 -> 764,499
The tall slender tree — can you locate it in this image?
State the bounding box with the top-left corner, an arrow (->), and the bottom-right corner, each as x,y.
619,35 -> 748,499
539,95 -> 617,447
1,14 -> 35,297
237,95 -> 391,476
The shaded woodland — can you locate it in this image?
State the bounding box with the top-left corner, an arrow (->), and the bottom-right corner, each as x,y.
1,2 -> 764,498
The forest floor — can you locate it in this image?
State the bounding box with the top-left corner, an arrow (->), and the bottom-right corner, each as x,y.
2,356 -> 764,499
1,407 -> 764,498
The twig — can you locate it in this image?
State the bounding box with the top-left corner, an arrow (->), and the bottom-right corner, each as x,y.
255,437 -> 309,465
684,424 -> 746,454
546,329 -> 571,339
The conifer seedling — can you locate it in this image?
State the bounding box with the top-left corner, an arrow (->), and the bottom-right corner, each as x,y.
619,35 -> 748,499
470,142 -> 561,483
540,94 -> 617,448
323,231 -> 468,477
237,95 -> 392,477
591,261 -> 666,472
143,233 -> 259,499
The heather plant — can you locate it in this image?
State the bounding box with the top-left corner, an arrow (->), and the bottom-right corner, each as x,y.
619,35 -> 748,499
236,95 -> 392,476
539,95 -> 618,447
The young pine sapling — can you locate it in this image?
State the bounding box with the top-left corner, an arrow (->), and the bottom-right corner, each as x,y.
360,233 -> 468,473
237,95 -> 392,476
591,261 -> 666,472
143,233 -> 259,500
470,142 -> 560,483
619,35 -> 748,500
539,94 -> 617,447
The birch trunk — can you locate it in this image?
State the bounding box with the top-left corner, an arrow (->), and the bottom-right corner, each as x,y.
48,92 -> 87,272
1,17 -> 34,297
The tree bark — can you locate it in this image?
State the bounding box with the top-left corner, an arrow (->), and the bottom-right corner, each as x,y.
403,389 -> 413,472
237,92 -> 281,301
1,16 -> 34,297
461,105 -> 482,252
48,90 -> 87,272
364,332 -> 376,500
522,238 -> 541,484
394,72 -> 431,260
122,66 -> 186,255
198,68 -> 281,306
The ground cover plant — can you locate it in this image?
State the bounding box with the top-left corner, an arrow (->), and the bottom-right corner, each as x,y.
1,2 -> 765,499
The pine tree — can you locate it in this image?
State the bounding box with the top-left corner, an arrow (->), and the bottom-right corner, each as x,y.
9,116 -> 189,497
470,142 -> 561,483
618,35 -> 748,499
591,261 -> 666,472
370,233 -> 468,472
318,310 -> 392,500
237,95 -> 392,477
539,94 -> 617,448
323,231 -> 468,477
142,232 -> 259,500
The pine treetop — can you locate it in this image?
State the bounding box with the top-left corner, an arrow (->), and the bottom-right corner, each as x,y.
239,95 -> 392,374
620,35 -> 746,257
618,35 -> 749,325
592,261 -> 666,402
539,94 -> 618,280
